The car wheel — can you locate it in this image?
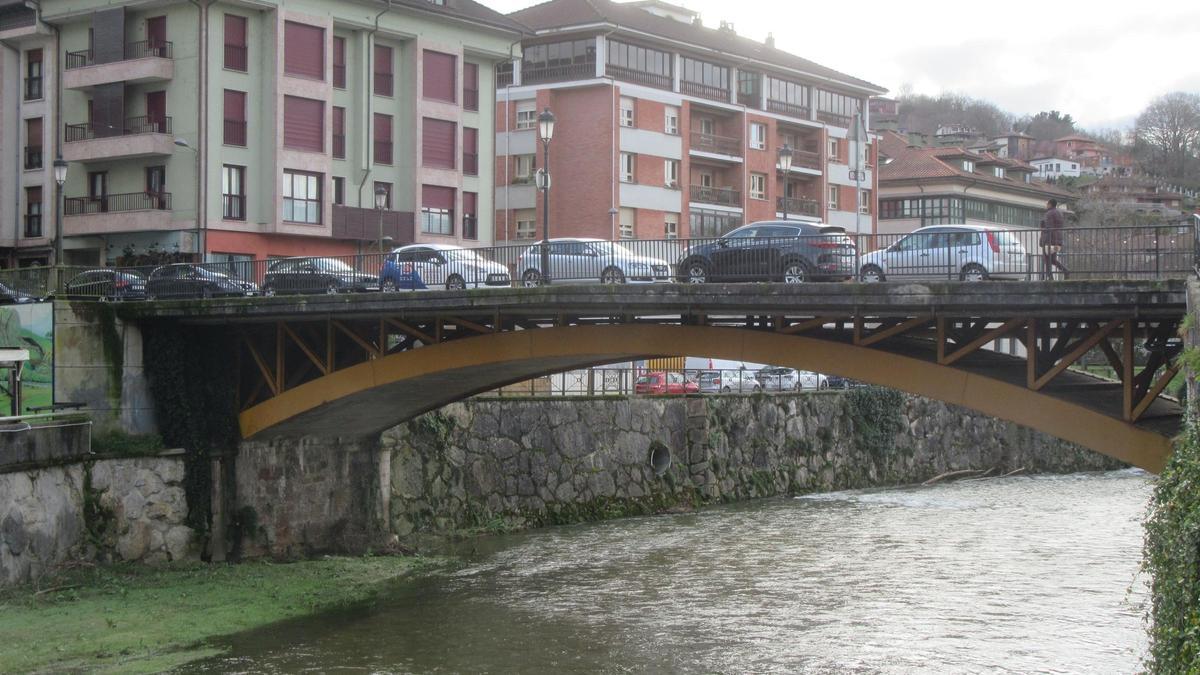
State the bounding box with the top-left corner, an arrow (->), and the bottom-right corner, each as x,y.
325,281 -> 340,295
446,274 -> 467,290
601,267 -> 626,284
381,278 -> 397,293
859,264 -> 885,283
98,294 -> 111,303
522,269 -> 543,287
753,385 -> 762,393
819,380 -> 829,390
960,263 -> 988,282
684,260 -> 709,284
722,386 -> 731,393
146,292 -> 158,301
781,260 -> 810,284
263,284 -> 276,297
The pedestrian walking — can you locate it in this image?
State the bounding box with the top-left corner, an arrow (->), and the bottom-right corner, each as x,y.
1040,199 -> 1068,280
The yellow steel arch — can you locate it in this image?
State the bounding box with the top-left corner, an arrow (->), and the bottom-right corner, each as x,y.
239,324 -> 1173,473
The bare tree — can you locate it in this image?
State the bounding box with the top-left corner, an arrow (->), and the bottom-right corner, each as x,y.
1134,92 -> 1200,180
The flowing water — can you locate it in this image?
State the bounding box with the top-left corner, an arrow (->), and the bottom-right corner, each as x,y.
182,469 -> 1151,674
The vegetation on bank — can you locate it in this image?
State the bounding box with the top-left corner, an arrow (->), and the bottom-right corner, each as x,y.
0,556 -> 441,674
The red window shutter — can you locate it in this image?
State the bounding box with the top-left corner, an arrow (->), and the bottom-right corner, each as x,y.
27,118 -> 42,146
283,95 -> 324,152
333,107 -> 344,134
224,90 -> 245,121
463,191 -> 476,216
374,113 -> 393,164
374,44 -> 393,96
422,118 -> 455,169
463,62 -> 478,109
333,36 -> 346,88
463,127 -> 477,155
422,185 -> 454,210
224,15 -> 247,71
29,49 -> 42,65
423,50 -> 456,102
284,21 -> 324,80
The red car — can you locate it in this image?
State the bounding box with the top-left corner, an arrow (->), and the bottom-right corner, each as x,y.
635,371 -> 699,395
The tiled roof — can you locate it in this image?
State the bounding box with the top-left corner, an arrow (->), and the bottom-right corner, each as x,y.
510,0 -> 885,93
877,130 -> 911,159
391,0 -> 527,34
1055,134 -> 1099,143
881,140 -> 1075,198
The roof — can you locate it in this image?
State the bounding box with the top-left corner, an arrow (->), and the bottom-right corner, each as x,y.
389,0 -> 527,34
1055,134 -> 1099,143
509,0 -> 885,94
880,140 -> 1075,199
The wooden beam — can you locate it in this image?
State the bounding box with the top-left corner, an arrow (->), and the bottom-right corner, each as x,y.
384,318 -> 434,345
940,318 -> 1025,366
1123,320 -> 1134,420
448,316 -> 491,335
1031,320 -> 1121,391
332,320 -> 380,357
275,323 -> 284,395
1131,361 -> 1182,422
1097,333 -> 1124,380
1026,320 -> 1038,389
243,335 -> 278,397
936,318 -> 946,364
858,316 -> 930,348
282,323 -> 328,375
778,316 -> 837,335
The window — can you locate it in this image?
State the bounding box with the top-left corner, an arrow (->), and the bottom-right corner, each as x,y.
690,208 -> 741,237
24,49 -> 42,101
282,170 -> 321,223
606,40 -> 671,88
24,187 -> 42,238
462,191 -> 478,240
620,97 -> 635,127
463,127 -> 478,175
423,50 -> 456,102
283,21 -> 324,80
374,113 -> 393,164
750,173 -> 767,200
332,176 -> 344,205
664,212 -> 678,239
222,165 -> 245,220
224,15 -> 247,71
374,181 -> 392,209
223,90 -> 246,146
332,106 -> 345,159
283,96 -> 323,152
680,56 -> 729,99
828,185 -> 838,210
463,63 -> 479,111
421,185 -> 455,235
738,70 -> 761,107
766,76 -> 809,117
620,153 -> 635,183
514,155 -> 534,183
516,210 -> 537,239
664,106 -> 679,135
749,123 -> 766,150
699,117 -> 714,135
516,103 -> 536,130
664,159 -> 679,188
962,160 -> 975,172
423,118 -> 456,169
858,188 -> 870,215
24,117 -> 42,170
333,36 -> 346,88
374,44 -> 393,96
993,166 -> 1005,178
619,207 -> 635,239
522,39 -> 596,83
815,89 -> 859,127
828,138 -> 839,162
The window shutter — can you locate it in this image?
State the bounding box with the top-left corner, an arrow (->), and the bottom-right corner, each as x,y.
333,106 -> 344,135
284,21 -> 324,80
27,117 -> 42,146
422,118 -> 456,169
422,185 -> 455,210
224,90 -> 245,120
423,50 -> 456,102
463,191 -> 476,216
374,44 -> 393,96
223,15 -> 247,70
463,126 -> 477,155
283,95 -> 323,152
333,36 -> 346,88
373,113 -> 391,141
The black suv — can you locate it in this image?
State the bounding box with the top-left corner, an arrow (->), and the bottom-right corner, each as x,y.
677,221 -> 856,283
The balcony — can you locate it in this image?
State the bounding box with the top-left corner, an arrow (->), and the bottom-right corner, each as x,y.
786,147 -> 822,172
62,191 -> 173,235
24,76 -> 42,101
681,80 -> 728,102
463,152 -> 478,176
689,184 -> 741,208
767,100 -> 809,119
690,131 -> 741,158
24,215 -> 43,239
63,116 -> 174,162
23,146 -> 42,170
816,111 -> 852,128
607,65 -> 671,90
331,205 -> 414,243
522,61 -> 594,85
776,196 -> 821,218
222,195 -> 245,221
224,119 -> 246,147
63,41 -> 174,90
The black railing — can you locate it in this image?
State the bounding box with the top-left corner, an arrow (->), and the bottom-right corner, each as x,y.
24,76 -> 42,101
607,65 -> 671,90
64,191 -> 172,215
690,131 -> 741,156
64,49 -> 92,69
224,119 -> 246,146
681,80 -> 729,102
690,184 -> 741,207
64,40 -> 173,69
223,194 -> 245,221
463,152 -> 478,176
224,44 -> 247,71
23,215 -> 42,238
768,100 -> 809,119
374,72 -> 393,96
464,88 -> 479,111
522,62 -> 594,84
23,146 -> 42,170
777,196 -> 821,217
65,116 -> 172,142
374,140 -> 392,165
333,133 -> 346,159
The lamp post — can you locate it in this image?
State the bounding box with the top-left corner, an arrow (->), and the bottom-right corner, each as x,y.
375,185 -> 388,255
777,144 -> 793,220
173,137 -> 202,262
537,107 -> 555,285
52,156 -> 68,272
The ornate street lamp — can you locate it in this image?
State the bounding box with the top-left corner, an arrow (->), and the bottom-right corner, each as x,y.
537,107 -> 556,284
52,156 -> 68,268
777,143 -> 793,221
375,185 -> 389,254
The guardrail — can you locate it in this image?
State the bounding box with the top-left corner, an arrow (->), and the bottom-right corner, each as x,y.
3,223 -> 1195,302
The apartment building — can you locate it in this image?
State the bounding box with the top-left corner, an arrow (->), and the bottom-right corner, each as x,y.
494,0 -> 886,244
0,0 -> 522,267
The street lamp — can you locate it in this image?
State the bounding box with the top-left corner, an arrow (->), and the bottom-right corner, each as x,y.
375,185 -> 388,255
777,144 -> 793,221
52,156 -> 67,268
174,137 -> 202,262
537,107 -> 555,285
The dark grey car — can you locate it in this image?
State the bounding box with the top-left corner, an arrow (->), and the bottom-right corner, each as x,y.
262,257 -> 379,296
677,221 -> 856,283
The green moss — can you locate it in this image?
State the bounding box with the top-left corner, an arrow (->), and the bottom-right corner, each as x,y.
91,430 -> 165,457
93,304 -> 124,404
846,386 -> 906,457
81,464 -> 116,553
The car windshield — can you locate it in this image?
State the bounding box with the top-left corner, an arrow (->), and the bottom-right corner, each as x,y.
636,375 -> 659,385
313,258 -> 355,272
588,241 -> 636,257
443,249 -> 483,262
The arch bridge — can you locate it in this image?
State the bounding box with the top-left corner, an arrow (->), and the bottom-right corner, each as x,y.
121,280 -> 1189,473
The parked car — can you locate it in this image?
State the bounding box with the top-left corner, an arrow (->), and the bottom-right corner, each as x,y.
518,238 -> 673,286
677,221 -> 856,283
0,280 -> 41,304
635,371 -> 699,395
262,257 -> 379,295
696,369 -> 762,394
756,366 -> 828,391
858,224 -> 1029,282
380,244 -> 510,291
63,269 -> 147,302
147,264 -> 257,300
826,374 -> 868,390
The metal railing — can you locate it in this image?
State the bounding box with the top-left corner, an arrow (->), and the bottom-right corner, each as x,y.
224,119 -> 246,146
464,88 -> 479,111
64,116 -> 171,142
333,133 -> 346,159
224,44 -> 247,71
23,215 -> 42,238
13,223 -> 1198,302
64,191 -> 171,215
222,194 -> 245,221
333,64 -> 346,88
64,40 -> 173,69
374,71 -> 393,96
777,196 -> 821,217
767,100 -> 809,118
690,184 -> 741,207
23,146 -> 42,170
374,140 -> 393,165
786,148 -> 821,170
690,131 -> 741,156
815,111 -> 851,128
24,76 -> 42,101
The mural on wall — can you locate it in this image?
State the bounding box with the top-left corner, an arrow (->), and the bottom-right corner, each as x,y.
0,303 -> 54,414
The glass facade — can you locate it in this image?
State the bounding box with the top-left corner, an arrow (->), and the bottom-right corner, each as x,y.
879,196 -> 1041,227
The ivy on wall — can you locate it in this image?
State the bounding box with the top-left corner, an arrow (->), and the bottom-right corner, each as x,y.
846,386 -> 906,457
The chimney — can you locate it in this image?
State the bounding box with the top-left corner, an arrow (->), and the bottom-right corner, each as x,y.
718,20 -> 735,34
765,33 -> 775,48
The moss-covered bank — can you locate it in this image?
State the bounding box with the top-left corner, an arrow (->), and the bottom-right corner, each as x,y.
0,556 -> 440,674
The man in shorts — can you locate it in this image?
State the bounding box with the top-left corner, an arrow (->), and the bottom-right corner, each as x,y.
1039,199 -> 1068,280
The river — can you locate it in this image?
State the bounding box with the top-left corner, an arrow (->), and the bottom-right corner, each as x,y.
181,469 -> 1150,674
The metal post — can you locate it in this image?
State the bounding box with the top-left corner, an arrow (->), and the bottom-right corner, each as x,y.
540,139 -> 551,284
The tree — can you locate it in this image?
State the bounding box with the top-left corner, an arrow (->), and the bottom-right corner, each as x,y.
1019,110 -> 1078,141
1134,92 -> 1200,181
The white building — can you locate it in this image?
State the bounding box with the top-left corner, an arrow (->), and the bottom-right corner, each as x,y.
1031,157 -> 1081,180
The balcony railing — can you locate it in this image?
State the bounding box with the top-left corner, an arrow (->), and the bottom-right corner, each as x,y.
222,194 -> 245,221
777,196 -> 821,217
737,91 -> 761,109
786,148 -> 822,171
64,191 -> 172,215
331,204 -> 414,243
23,215 -> 42,238
333,133 -> 346,159
224,44 -> 247,72
522,61 -> 594,84
681,80 -> 729,102
767,100 -> 810,119
816,111 -> 852,128
23,76 -> 42,101
690,131 -> 741,156
495,66 -> 513,87
64,115 -> 172,142
374,140 -> 393,165
374,71 -> 393,96
689,184 -> 741,207
464,88 -> 479,111
224,119 -> 246,147
607,65 -> 671,90
463,152 -> 478,176
64,40 -> 173,69
23,146 -> 42,170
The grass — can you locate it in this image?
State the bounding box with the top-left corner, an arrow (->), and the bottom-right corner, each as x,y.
0,556 -> 443,674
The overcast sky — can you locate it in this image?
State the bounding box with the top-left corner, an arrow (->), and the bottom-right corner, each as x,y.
486,0 -> 1200,131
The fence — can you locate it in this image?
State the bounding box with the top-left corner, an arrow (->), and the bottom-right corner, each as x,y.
1,223 -> 1194,302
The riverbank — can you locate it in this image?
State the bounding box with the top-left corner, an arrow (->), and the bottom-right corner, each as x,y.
0,555 -> 440,674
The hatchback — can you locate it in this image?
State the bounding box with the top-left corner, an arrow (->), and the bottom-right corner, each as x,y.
262,257 -> 379,295
858,225 -> 1029,282
697,369 -> 762,394
634,371 -> 699,395
756,366 -> 829,391
677,221 -> 856,283
518,238 -> 672,286
380,244 -> 510,291
63,269 -> 147,302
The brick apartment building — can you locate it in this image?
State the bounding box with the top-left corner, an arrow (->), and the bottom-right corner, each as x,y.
0,0 -> 522,267
494,0 -> 886,244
